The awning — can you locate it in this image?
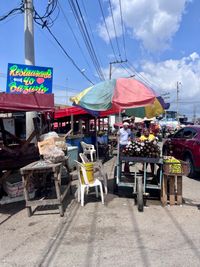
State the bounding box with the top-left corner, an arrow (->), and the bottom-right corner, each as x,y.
55,106 -> 119,119
0,93 -> 54,112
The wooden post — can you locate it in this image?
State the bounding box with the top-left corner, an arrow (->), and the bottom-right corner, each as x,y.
177,175 -> 182,205
79,119 -> 83,134
169,175 -> 175,205
0,118 -> 8,146
22,174 -> 32,217
161,174 -> 168,206
54,166 -> 64,217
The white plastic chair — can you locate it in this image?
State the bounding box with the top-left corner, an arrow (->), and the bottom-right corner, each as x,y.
79,153 -> 108,194
80,141 -> 96,162
75,161 -> 104,206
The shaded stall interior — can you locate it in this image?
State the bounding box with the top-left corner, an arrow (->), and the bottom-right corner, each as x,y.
0,93 -> 54,182
53,107 -> 110,157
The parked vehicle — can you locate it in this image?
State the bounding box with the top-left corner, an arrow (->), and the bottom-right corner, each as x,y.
163,126 -> 200,177
159,118 -> 179,130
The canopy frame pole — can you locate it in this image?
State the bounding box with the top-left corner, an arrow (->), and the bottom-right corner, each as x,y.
116,109 -> 122,184
70,114 -> 74,135
95,117 -> 99,160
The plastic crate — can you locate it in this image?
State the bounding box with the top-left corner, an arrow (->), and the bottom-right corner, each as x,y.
3,171 -> 33,198
163,160 -> 189,176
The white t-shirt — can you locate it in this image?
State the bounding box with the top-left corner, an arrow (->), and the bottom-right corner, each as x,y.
119,128 -> 131,145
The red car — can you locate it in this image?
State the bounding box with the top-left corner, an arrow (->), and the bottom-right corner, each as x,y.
163,126 -> 200,177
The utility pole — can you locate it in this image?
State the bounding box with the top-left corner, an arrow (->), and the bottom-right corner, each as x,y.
24,0 -> 37,141
176,81 -> 181,121
109,59 -> 127,80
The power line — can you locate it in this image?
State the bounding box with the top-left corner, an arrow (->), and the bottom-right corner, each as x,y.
34,10 -> 94,84
74,0 -> 105,80
0,2 -> 24,21
97,0 -> 118,61
80,0 -> 104,75
119,0 -> 127,60
120,63 -> 134,77
108,0 -> 121,59
68,0 -> 105,80
58,1 -> 96,82
68,0 -> 104,80
125,61 -> 157,89
126,60 -> 163,90
33,0 -> 59,28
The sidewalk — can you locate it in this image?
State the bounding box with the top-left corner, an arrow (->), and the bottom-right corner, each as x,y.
1,157 -> 200,266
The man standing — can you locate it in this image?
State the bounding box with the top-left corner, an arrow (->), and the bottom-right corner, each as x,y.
119,122 -> 131,146
118,122 -> 131,172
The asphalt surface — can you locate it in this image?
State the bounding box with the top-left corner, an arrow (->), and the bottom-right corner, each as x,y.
1,157 -> 200,267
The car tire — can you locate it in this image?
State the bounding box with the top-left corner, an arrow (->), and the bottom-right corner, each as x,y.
184,155 -> 195,178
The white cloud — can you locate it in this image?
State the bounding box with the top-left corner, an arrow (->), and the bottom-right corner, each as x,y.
98,0 -> 191,53
140,53 -> 200,97
137,53 -> 200,117
102,52 -> 200,117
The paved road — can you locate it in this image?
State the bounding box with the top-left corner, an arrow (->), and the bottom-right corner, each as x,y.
1,157 -> 200,267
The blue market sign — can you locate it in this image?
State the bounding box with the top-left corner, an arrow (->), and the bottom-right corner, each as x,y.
6,63 -> 53,94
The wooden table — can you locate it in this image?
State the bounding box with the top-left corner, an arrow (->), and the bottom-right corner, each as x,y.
20,159 -> 71,217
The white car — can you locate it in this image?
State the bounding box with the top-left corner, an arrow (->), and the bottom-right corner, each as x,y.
159,118 -> 179,130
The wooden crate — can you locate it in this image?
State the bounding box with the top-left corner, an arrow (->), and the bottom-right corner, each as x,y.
163,160 -> 189,176
161,174 -> 183,206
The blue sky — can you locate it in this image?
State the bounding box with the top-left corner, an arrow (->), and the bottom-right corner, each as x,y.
0,0 -> 200,119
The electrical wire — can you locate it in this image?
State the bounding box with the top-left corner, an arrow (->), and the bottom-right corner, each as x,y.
34,10 -> 94,84
0,2 -> 24,21
97,0 -> 118,61
108,0 -> 121,59
119,0 -> 127,60
68,0 -> 105,81
125,61 -> 157,89
80,0 -> 104,77
126,60 -> 162,90
33,0 -> 59,28
69,1 -> 102,79
119,63 -> 135,77
58,1 -> 97,82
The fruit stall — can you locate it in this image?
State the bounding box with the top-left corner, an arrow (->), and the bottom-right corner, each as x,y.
114,139 -> 163,212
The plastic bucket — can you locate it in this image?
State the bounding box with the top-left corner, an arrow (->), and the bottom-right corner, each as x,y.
80,162 -> 94,184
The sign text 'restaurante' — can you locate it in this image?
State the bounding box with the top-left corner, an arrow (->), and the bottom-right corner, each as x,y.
6,63 -> 53,94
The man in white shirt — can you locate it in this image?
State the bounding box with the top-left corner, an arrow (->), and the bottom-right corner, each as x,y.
118,122 -> 131,172
119,122 -> 131,146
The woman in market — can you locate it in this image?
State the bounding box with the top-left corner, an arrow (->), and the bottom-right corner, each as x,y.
139,128 -> 155,142
139,128 -> 156,179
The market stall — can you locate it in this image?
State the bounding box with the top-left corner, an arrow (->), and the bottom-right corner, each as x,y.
114,140 -> 163,211
54,105 -> 117,161
0,92 -> 54,192
71,78 -> 167,211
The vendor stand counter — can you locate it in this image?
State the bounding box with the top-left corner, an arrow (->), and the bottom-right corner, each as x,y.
114,156 -> 163,212
20,158 -> 71,217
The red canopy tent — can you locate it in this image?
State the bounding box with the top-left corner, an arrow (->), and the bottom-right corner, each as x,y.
54,105 -> 119,119
0,93 -> 54,112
